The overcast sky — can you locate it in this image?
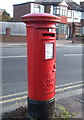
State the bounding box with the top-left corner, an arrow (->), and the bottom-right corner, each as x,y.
0,0 -> 83,17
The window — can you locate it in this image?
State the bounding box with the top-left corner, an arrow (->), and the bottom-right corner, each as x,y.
57,23 -> 67,34
34,4 -> 40,13
82,12 -> 84,19
53,6 -> 60,15
82,26 -> 84,34
60,6 -> 67,16
57,6 -> 60,15
56,23 -> 59,34
53,6 -> 67,16
53,6 -> 56,15
74,11 -> 79,19
60,6 -> 62,15
68,10 -> 72,18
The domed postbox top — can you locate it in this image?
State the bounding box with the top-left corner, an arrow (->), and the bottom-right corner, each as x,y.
22,13 -> 60,23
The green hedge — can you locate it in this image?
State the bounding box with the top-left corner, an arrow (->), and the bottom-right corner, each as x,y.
76,35 -> 84,37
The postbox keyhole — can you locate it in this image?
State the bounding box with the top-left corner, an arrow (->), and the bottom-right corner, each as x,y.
53,63 -> 56,72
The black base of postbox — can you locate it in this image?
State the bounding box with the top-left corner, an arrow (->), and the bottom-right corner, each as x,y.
28,97 -> 55,119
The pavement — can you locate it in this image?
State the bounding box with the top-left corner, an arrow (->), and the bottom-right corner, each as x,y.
1,39 -> 83,119
56,93 -> 83,119
56,39 -> 82,47
2,93 -> 83,119
0,39 -> 83,48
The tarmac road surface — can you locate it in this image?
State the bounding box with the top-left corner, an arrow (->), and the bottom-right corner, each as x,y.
0,43 -> 83,113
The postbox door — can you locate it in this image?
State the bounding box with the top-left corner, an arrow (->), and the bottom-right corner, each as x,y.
35,30 -> 56,101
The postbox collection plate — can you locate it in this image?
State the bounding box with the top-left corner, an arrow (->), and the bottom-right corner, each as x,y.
45,43 -> 54,60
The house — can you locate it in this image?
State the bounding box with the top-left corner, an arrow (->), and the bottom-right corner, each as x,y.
0,9 -> 10,21
80,1 -> 84,36
13,2 -> 44,22
13,0 -> 84,40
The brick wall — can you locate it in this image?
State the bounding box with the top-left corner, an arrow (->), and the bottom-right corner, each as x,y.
45,5 -> 51,13
13,3 -> 31,22
0,27 -> 26,42
56,33 -> 66,40
72,35 -> 83,43
81,19 -> 84,26
60,16 -> 67,24
0,22 -> 27,42
1,34 -> 26,42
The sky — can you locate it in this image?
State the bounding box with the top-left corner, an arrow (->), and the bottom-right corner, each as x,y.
0,0 -> 83,17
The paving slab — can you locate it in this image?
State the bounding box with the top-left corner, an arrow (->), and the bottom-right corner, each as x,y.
1,93 -> 83,119
0,40 -> 83,48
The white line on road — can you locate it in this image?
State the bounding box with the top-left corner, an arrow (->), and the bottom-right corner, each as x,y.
0,53 -> 83,58
7,44 -> 26,46
0,55 -> 27,59
0,54 -> 82,58
64,54 -> 83,56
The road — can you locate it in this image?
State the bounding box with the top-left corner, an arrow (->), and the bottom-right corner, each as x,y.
1,44 -> 83,113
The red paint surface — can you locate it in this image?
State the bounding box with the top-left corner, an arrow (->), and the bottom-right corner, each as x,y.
22,13 -> 60,101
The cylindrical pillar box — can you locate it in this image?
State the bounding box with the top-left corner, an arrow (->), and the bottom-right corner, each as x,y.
22,13 -> 60,119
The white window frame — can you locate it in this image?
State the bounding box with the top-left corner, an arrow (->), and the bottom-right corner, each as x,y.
34,4 -> 40,13
68,10 -> 72,18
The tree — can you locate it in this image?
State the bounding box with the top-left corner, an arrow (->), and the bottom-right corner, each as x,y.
0,9 -> 12,22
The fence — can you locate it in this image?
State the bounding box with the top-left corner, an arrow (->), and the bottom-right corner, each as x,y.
0,22 -> 26,42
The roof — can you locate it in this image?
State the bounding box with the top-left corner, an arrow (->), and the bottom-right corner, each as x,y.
13,0 -> 84,11
35,0 -> 84,11
35,0 -> 63,5
66,0 -> 83,11
0,9 -> 10,16
13,2 -> 34,6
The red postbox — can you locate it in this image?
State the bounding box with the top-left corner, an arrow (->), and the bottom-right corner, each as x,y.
22,13 -> 60,119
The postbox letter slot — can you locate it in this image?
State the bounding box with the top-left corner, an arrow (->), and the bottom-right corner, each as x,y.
43,33 -> 55,37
